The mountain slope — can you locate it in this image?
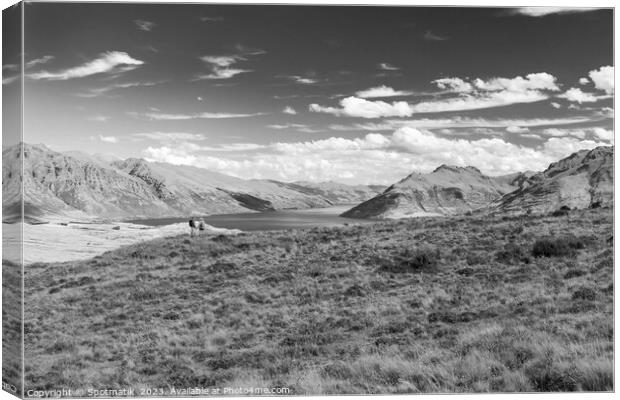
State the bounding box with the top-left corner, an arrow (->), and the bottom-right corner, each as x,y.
2,143 -> 382,222
493,146 -> 613,214
2,144 -> 178,222
342,165 -> 517,219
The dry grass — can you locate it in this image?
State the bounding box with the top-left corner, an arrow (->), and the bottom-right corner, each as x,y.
17,207 -> 613,394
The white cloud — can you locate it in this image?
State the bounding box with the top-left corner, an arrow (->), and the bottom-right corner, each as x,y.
432,77 -> 473,93
560,87 -> 598,103
140,127 -> 607,184
2,63 -> 18,71
76,80 -> 163,98
267,123 -> 322,133
131,132 -> 206,142
197,49 -> 264,80
25,55 -> 54,69
550,102 -> 562,109
310,97 -> 413,118
139,111 -> 266,120
378,63 -> 399,71
328,116 -> 594,132
506,126 -> 529,133
28,51 -> 143,80
589,66 -> 614,94
471,73 -> 560,92
87,115 -> 109,122
200,16 -> 224,22
542,127 -> 614,141
424,30 -> 448,41
285,75 -> 319,85
2,76 -> 19,85
592,127 -> 613,142
283,106 -> 297,115
579,77 -> 589,85
98,135 -> 118,143
509,7 -> 599,17
311,72 -> 561,118
355,85 -> 414,98
134,19 -> 155,31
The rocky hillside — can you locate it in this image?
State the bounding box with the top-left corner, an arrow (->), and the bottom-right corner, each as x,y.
2,143 -> 382,222
341,165 -> 519,219
493,146 -> 613,214
2,144 -> 177,222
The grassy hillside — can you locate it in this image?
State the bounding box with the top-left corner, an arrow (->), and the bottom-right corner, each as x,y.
22,207 -> 613,394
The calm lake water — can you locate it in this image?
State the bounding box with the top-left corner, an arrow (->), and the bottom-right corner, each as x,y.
128,204 -> 374,232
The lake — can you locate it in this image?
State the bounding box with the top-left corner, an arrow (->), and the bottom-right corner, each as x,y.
127,204 -> 374,231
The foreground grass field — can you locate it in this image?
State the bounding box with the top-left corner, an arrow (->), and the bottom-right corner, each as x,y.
21,207 -> 613,394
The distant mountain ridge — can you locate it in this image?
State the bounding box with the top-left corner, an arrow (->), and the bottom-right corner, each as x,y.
2,143 -> 384,222
341,164 -> 523,219
342,146 -> 613,219
492,146 -> 613,214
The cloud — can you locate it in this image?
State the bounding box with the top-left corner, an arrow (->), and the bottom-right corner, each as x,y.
200,16 -> 224,22
311,91 -> 547,118
28,51 -> 143,80
310,97 -> 413,118
282,106 -> 297,115
378,63 -> 399,71
197,48 -> 265,80
589,66 -> 614,94
3,55 -> 56,85
506,126 -> 529,133
25,55 -> 54,69
508,7 -> 599,17
283,75 -> 319,85
592,127 -> 613,142
311,72 -> 561,118
551,102 -> 562,109
542,127 -> 613,142
471,73 -> 560,92
134,111 -> 266,120
131,132 -> 207,142
98,135 -> 118,143
140,127 -> 607,184
432,78 -> 473,93
87,115 -> 109,122
559,87 -> 598,103
579,77 -> 589,85
2,76 -> 19,85
2,63 -> 18,71
134,19 -> 155,31
328,116 -> 595,132
424,30 -> 448,41
267,123 -> 322,133
355,85 -> 414,98
76,80 -> 164,98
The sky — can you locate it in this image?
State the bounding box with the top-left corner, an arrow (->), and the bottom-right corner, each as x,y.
1,3 -> 615,184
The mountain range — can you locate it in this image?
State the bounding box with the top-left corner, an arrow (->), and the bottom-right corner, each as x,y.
342,146 -> 613,219
2,143 -> 613,223
1,143 -> 384,222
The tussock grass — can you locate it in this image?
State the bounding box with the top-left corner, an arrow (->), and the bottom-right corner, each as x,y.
18,207 -> 613,394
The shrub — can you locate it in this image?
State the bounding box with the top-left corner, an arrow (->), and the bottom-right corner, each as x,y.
563,269 -> 586,279
496,243 -> 530,264
551,209 -> 569,217
571,286 -> 596,301
381,246 -> 441,273
532,236 -> 586,258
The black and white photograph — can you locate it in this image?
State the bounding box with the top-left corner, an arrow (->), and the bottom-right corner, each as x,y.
1,1 -> 615,397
